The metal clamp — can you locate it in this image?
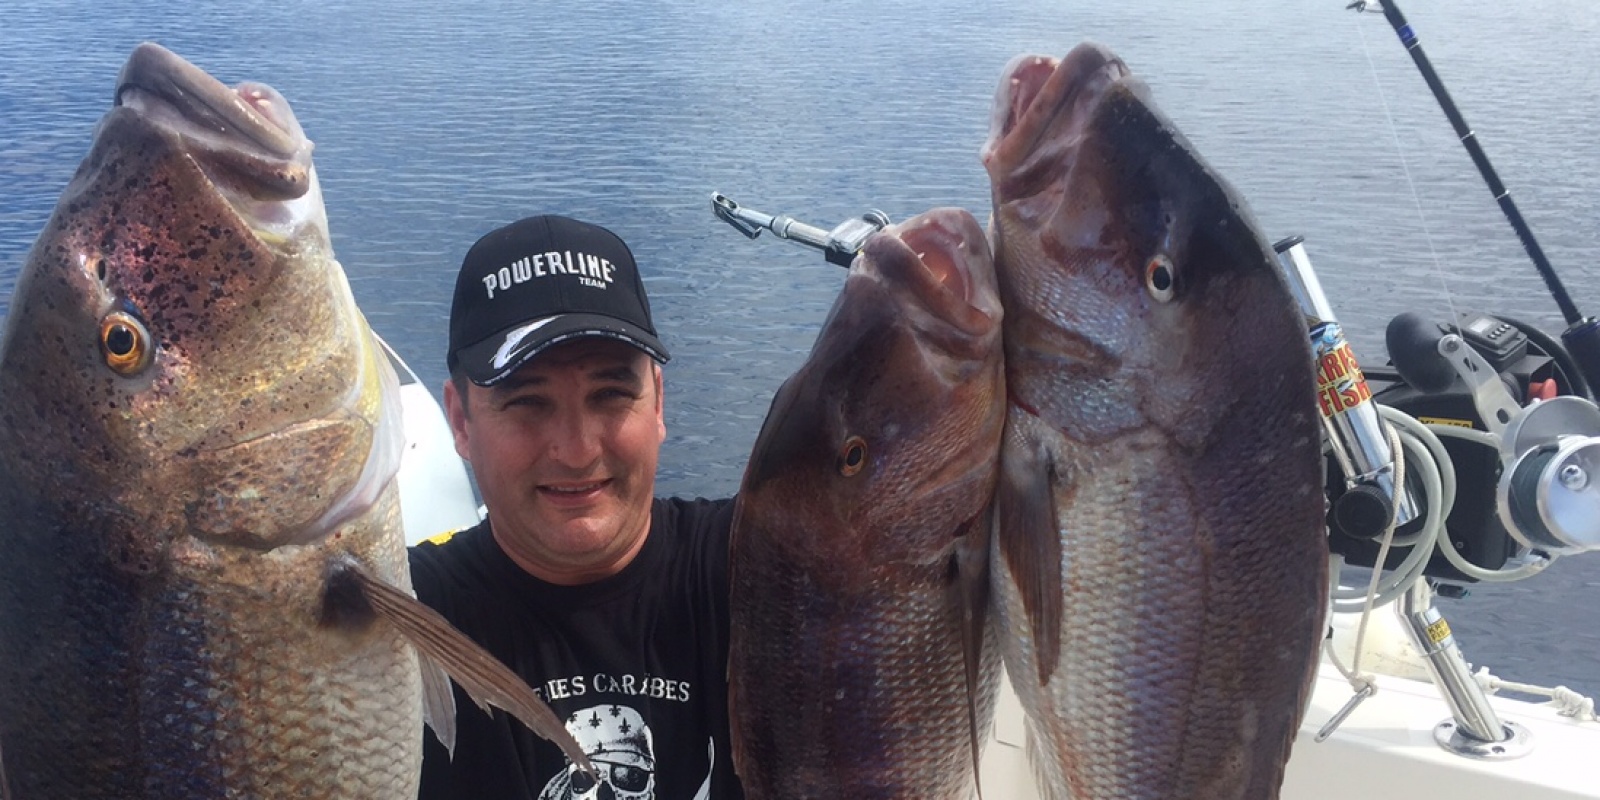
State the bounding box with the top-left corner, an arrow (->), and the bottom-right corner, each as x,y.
711,192 -> 890,267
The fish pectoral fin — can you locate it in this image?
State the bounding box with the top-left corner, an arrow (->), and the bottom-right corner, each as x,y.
997,433 -> 1065,684
418,653 -> 458,757
953,507 -> 995,800
331,559 -> 596,778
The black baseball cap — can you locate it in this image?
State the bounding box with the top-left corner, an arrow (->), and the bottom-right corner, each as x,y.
447,215 -> 670,386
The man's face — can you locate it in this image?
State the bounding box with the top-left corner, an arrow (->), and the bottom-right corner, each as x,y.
444,337 -> 665,584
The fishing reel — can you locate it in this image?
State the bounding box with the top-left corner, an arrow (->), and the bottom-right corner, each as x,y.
1278,238 -> 1600,587
1383,315 -> 1600,554
1494,397 -> 1600,556
1377,313 -> 1600,570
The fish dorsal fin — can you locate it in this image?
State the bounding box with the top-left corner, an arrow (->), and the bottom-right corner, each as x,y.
327,558 -> 596,778
997,430 -> 1064,684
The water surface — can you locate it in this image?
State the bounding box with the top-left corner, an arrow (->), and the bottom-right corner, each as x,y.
2,0 -> 1597,700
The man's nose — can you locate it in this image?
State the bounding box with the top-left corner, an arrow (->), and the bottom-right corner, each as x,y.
548,406 -> 603,466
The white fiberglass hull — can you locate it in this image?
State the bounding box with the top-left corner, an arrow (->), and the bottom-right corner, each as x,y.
976,652 -> 1599,800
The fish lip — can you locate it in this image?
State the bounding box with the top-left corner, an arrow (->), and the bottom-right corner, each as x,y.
113,42 -> 314,206
981,43 -> 1130,195
863,208 -> 999,339
116,42 -> 302,158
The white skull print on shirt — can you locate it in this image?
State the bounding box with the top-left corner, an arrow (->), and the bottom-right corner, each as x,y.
540,704 -> 659,800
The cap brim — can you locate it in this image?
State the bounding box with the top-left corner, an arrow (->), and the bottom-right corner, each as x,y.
456,313 -> 670,386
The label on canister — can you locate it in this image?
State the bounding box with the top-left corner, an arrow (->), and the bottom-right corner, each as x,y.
1425,617 -> 1452,646
1311,322 -> 1374,419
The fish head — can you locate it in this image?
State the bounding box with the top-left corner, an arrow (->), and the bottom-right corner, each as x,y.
0,43 -> 399,567
983,43 -> 1305,445
735,208 -> 1005,570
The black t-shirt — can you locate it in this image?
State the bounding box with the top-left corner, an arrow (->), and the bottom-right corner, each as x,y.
409,496 -> 744,800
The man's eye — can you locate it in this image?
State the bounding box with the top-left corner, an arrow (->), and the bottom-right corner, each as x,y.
505,395 -> 549,409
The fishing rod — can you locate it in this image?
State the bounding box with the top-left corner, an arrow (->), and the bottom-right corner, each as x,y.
1350,0 -> 1600,396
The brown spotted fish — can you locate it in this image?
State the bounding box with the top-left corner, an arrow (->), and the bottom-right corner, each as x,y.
0,43 -> 588,799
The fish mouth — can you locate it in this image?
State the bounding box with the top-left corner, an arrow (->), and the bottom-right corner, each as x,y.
863,208 -> 999,338
981,43 -> 1129,197
114,42 -> 317,229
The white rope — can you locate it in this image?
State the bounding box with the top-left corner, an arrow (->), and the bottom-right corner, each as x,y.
1324,636 -> 1377,693
1473,666 -> 1599,723
1344,422 -> 1408,686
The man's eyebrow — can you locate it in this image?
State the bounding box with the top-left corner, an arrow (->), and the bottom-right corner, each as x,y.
491,372 -> 549,393
591,365 -> 645,386
490,363 -> 643,394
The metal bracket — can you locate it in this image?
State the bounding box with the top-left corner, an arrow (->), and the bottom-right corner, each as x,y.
711,192 -> 771,240
710,192 -> 890,267
1438,334 -> 1522,436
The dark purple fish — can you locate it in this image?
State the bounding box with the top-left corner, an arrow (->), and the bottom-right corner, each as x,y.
729,208 -> 1006,799
983,43 -> 1329,799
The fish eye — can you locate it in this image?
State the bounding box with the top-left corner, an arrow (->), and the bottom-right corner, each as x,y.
839,435 -> 868,477
1145,255 -> 1176,303
100,312 -> 153,375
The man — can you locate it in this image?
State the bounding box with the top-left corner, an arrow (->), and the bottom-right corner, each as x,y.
410,215 -> 743,800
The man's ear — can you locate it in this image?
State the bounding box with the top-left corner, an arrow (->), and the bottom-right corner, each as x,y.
443,379 -> 472,460
653,364 -> 666,443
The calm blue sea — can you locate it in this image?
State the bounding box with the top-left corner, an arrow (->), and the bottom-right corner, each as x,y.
2,0 -> 1597,699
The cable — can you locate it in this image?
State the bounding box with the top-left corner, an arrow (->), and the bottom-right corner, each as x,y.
1393,412 -> 1556,582
1428,423 -> 1499,450
1419,422 -> 1558,582
1330,410 -> 1447,611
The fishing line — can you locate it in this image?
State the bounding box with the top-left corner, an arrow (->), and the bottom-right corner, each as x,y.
1350,11 -> 1463,329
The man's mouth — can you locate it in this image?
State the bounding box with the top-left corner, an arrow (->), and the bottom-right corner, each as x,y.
539,480 -> 610,500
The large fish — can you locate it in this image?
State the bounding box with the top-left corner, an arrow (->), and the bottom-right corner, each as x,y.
0,43 -> 588,798
982,44 -> 1328,799
728,208 -> 1006,799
